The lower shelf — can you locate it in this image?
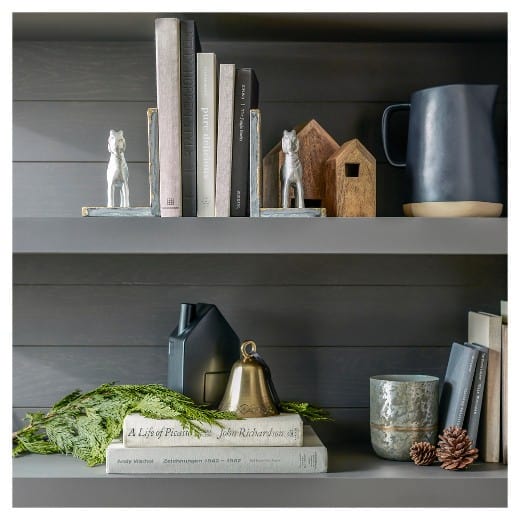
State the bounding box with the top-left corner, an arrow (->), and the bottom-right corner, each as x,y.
12,445 -> 507,507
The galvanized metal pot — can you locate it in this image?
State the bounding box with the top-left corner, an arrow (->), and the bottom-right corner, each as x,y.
370,374 -> 439,461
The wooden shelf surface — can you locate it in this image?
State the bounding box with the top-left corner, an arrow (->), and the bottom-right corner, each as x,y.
12,446 -> 507,507
13,217 -> 507,255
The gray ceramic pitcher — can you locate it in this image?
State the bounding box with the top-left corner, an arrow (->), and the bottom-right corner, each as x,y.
382,84 -> 502,217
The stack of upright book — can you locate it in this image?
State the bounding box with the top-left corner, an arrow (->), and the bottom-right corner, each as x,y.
154,17 -> 261,219
106,413 -> 328,474
438,301 -> 508,463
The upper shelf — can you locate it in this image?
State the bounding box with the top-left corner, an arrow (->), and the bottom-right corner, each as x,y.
12,12 -> 507,42
13,217 -> 507,255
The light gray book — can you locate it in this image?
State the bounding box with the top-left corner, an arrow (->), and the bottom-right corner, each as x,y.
215,64 -> 235,217
106,425 -> 327,474
438,342 -> 479,431
155,18 -> 182,217
123,412 -> 303,447
249,109 -> 262,217
196,52 -> 218,217
468,311 -> 502,462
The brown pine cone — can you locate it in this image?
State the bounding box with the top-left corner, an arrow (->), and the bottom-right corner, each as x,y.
437,426 -> 479,470
410,441 -> 437,466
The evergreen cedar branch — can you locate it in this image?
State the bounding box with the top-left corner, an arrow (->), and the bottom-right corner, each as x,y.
12,383 -> 331,466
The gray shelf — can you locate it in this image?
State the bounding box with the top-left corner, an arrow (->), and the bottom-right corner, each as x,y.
13,12 -> 506,42
13,447 -> 507,507
13,217 -> 507,255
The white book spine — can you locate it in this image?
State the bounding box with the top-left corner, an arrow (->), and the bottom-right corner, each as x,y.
196,53 -> 217,217
215,64 -> 235,217
107,426 -> 327,474
155,18 -> 182,217
123,413 -> 303,447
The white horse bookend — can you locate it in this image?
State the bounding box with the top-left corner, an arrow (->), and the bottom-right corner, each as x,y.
107,129 -> 130,208
82,126 -> 156,217
259,128 -> 326,218
280,129 -> 305,209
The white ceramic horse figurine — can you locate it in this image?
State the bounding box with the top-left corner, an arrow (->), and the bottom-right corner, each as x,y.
107,129 -> 130,208
280,129 -> 304,209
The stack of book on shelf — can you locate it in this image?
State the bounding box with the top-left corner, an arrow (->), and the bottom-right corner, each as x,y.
106,413 -> 328,474
154,17 -> 261,219
438,301 -> 508,463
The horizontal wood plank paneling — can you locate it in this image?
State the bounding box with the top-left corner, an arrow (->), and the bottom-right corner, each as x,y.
12,346 -> 449,408
13,254 -> 507,287
13,285 -> 506,347
13,101 -> 507,164
13,41 -> 507,103
13,161 -> 408,217
13,163 -> 151,217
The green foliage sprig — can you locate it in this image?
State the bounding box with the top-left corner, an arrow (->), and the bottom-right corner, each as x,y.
12,383 -> 331,466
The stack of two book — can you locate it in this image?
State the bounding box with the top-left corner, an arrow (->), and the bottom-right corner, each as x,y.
106,413 -> 328,474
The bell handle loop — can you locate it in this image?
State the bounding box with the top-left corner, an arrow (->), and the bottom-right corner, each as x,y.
240,340 -> 257,360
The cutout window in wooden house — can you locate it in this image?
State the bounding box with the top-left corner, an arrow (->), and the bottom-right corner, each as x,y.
345,163 -> 360,178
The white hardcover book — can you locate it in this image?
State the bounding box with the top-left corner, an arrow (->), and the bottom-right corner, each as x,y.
468,311 -> 502,462
215,64 -> 235,217
107,425 -> 327,474
123,412 -> 303,447
249,109 -> 262,217
155,18 -> 182,217
196,53 -> 218,217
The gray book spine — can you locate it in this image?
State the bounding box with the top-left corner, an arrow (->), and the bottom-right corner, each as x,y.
196,53 -> 217,217
107,426 -> 327,474
439,342 -> 479,431
463,343 -> 489,445
155,18 -> 182,217
215,64 -> 236,217
147,108 -> 160,216
249,109 -> 262,217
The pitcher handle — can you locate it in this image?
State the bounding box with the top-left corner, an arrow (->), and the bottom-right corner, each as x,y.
381,103 -> 410,168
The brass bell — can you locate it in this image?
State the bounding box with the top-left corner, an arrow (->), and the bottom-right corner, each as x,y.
218,340 -> 279,418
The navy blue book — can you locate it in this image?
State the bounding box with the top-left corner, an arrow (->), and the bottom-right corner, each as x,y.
230,68 -> 259,216
180,20 -> 201,216
438,342 -> 479,431
463,342 -> 489,446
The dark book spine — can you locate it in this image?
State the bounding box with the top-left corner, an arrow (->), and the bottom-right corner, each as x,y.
230,68 -> 259,217
439,343 -> 479,431
464,345 -> 489,445
180,20 -> 201,217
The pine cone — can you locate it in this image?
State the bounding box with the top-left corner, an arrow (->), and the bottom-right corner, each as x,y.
410,441 -> 437,466
437,426 -> 479,470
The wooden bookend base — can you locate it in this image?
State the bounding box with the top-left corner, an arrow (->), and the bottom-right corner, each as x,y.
82,207 -> 155,217
403,201 -> 503,217
260,208 -> 327,218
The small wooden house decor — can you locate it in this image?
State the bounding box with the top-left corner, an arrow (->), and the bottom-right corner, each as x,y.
262,119 -> 339,208
324,138 -> 376,217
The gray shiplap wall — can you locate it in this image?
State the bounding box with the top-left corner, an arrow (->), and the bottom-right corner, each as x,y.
12,36 -> 507,443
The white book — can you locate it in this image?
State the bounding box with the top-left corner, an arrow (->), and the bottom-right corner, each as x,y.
215,64 -> 235,217
155,18 -> 182,217
501,301 -> 508,464
123,412 -> 303,447
196,52 -> 218,217
249,109 -> 262,217
107,425 -> 327,474
468,310 -> 502,462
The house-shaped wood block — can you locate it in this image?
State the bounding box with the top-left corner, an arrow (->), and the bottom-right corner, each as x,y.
324,138 -> 376,217
262,119 -> 339,208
